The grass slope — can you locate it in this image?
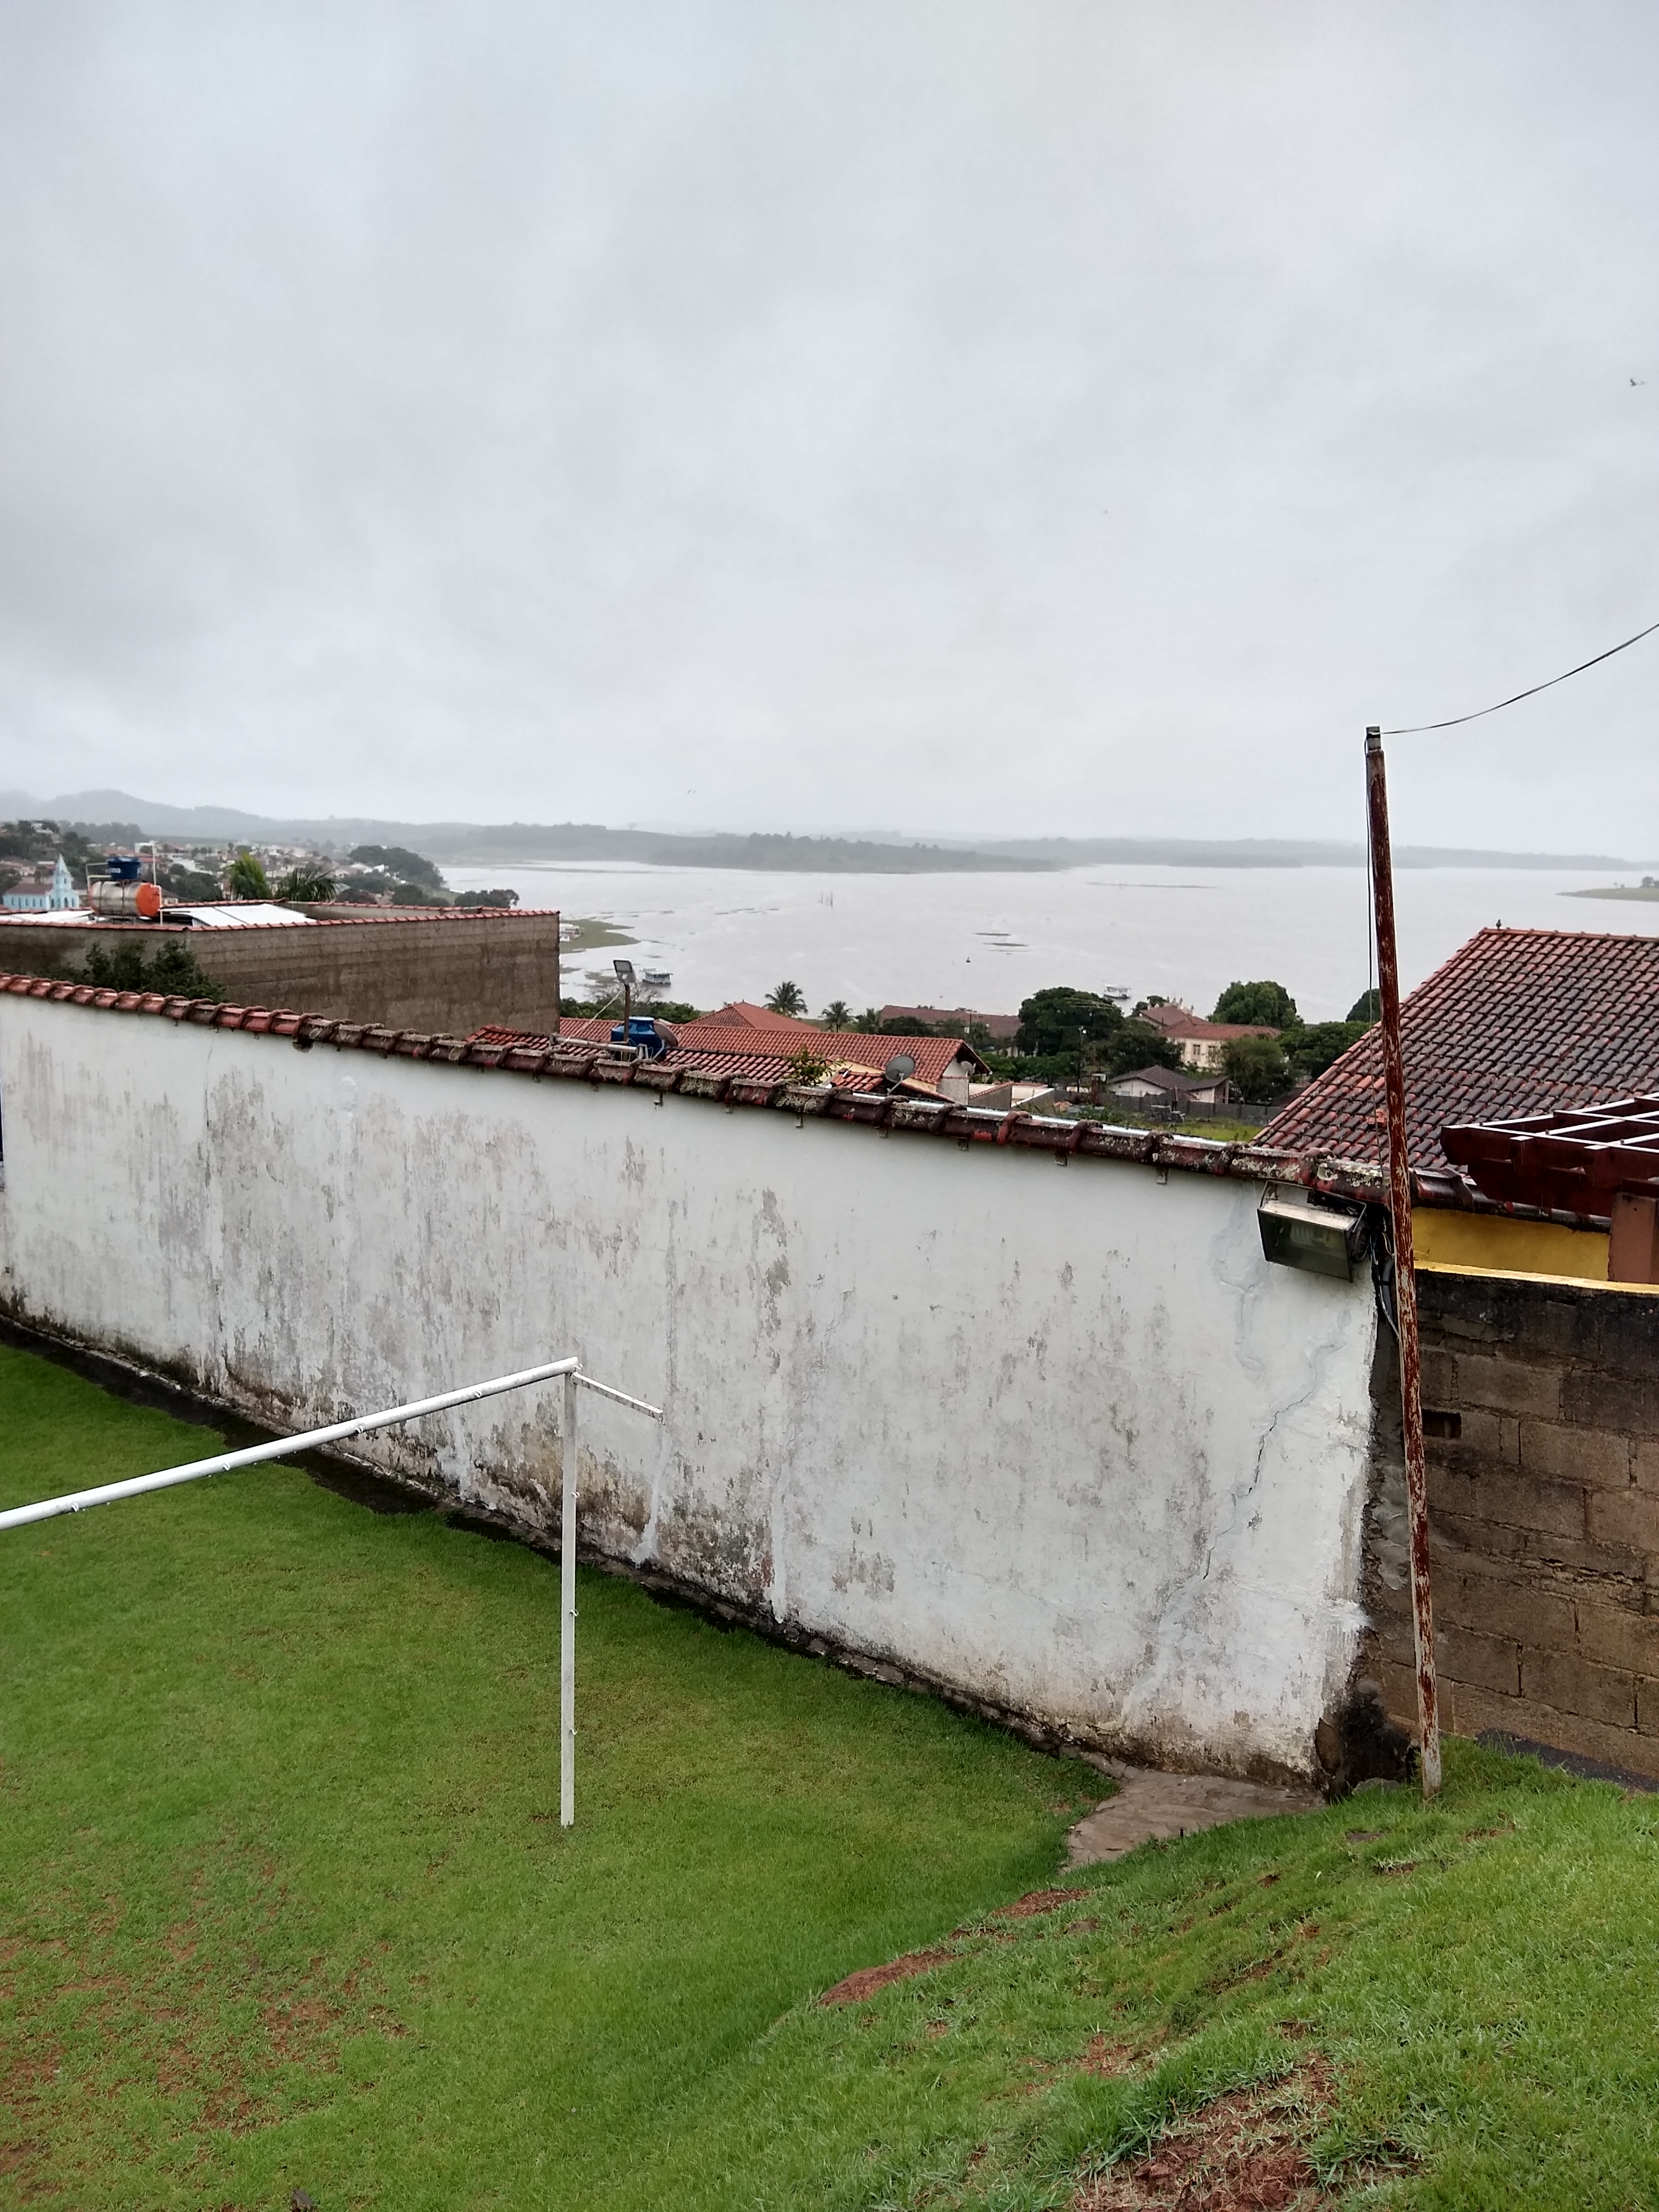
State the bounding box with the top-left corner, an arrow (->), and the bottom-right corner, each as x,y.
9,1343 -> 1659,2208
0,1343 -> 1101,2208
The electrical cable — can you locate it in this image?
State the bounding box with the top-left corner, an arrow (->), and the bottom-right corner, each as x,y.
1382,613 -> 1659,734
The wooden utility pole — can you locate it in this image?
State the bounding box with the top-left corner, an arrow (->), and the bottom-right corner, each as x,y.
1365,726 -> 1441,1797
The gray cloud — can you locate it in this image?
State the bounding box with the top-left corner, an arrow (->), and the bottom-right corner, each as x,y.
3,1 -> 1657,841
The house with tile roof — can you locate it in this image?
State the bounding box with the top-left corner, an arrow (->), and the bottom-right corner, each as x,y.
695,1000 -> 819,1033
672,1021 -> 990,1092
474,1018 -> 991,1097
1138,1000 -> 1279,1073
1258,925 -> 1659,1177
1104,1064 -> 1231,1109
878,1003 -> 1022,1043
462,1013 -> 995,1092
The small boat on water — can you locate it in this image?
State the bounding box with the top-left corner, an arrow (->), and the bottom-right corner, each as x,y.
641,968 -> 672,989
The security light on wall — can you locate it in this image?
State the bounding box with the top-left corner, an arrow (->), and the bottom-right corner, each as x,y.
1257,1185 -> 1367,1281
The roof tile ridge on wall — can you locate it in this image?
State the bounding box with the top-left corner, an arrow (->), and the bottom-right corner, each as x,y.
0,968 -> 1383,1195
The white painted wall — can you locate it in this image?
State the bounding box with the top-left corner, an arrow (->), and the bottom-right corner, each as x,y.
0,998 -> 1377,1777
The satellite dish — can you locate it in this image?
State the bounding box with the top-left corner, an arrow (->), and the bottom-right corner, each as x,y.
883,1053 -> 916,1088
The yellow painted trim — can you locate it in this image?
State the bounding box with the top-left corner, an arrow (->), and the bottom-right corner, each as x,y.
1414,1208 -> 1608,1284
1418,1260 -> 1659,1297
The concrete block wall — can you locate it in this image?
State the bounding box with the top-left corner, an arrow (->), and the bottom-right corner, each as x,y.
1366,1269 -> 1659,1773
0,909 -> 561,1036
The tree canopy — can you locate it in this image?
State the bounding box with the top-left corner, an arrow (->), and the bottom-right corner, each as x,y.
1016,986 -> 1124,1056
349,844 -> 444,890
765,980 -> 807,1016
1285,1020 -> 1372,1083
1223,1033 -> 1289,1100
1347,987 -> 1381,1023
1210,979 -> 1297,1028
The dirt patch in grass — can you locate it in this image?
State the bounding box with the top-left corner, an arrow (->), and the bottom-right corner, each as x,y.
820,1947 -> 956,2006
992,1886 -> 1090,1919
1080,2033 -> 1143,2078
1,2035 -> 64,2195
1071,2065 -> 1334,2210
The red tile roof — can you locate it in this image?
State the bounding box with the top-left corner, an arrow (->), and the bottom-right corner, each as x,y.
878,1003 -> 1020,1041
673,1024 -> 987,1084
478,1018 -> 984,1089
694,1001 -> 819,1033
1141,1003 -> 1278,1043
1258,926 -> 1659,1174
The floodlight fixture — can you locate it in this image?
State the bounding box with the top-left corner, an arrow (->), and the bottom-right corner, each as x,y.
613,957 -> 636,986
1257,1184 -> 1367,1281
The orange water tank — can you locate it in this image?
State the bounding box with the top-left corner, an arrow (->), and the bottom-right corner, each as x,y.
85,880 -> 163,920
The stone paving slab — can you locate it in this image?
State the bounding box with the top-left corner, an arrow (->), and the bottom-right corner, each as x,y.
1066,1763 -> 1324,1867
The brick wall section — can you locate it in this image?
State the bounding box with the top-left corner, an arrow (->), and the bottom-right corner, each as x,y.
0,912 -> 561,1035
1365,1269 -> 1659,1775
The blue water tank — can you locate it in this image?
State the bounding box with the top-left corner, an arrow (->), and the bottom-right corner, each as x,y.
611,1016 -> 669,1060
107,854 -> 143,881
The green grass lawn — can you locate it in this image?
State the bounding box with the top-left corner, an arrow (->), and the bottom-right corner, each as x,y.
8,1341 -> 1659,2209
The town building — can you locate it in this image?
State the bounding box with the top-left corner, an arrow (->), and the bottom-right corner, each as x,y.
2,855 -> 79,912
1102,1064 -> 1231,1109
481,1016 -> 994,1101
1138,999 -> 1278,1072
878,1003 -> 1022,1043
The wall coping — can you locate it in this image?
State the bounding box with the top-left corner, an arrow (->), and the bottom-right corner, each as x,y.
0,907 -> 562,936
0,969 -> 1592,1219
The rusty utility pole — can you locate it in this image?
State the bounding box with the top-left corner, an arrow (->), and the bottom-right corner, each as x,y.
1365,726 -> 1441,1797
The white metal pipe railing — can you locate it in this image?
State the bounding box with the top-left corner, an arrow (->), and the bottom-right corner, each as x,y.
0,1358 -> 581,1529
0,1355 -> 664,1829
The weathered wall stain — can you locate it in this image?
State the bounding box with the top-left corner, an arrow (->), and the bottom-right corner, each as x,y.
1,997 -> 1380,1781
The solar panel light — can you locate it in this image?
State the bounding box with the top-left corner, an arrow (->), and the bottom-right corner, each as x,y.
1257,1184 -> 1368,1281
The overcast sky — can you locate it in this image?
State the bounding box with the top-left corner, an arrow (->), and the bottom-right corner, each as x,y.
3,2 -> 1657,842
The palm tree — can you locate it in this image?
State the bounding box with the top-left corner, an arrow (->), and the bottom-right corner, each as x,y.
765,980 -> 807,1016
854,1007 -> 883,1032
820,999 -> 852,1028
274,865 -> 337,902
225,851 -> 272,900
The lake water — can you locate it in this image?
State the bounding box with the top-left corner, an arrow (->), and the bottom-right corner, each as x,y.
443,859 -> 1654,1023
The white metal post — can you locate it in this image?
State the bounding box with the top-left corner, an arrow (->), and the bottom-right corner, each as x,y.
1,1353 -> 663,1833
561,1365 -> 579,1829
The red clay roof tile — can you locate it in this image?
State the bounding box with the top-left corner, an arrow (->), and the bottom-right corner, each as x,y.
1259,925 -> 1659,1172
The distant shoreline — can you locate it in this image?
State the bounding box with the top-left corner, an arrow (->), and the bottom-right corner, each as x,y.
10,789 -> 1649,878
1566,885 -> 1659,903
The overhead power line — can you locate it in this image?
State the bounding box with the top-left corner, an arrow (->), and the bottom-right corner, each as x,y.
1383,613 -> 1659,735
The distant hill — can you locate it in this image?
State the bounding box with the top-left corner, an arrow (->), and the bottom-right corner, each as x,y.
1,791 -> 1645,874
967,835 -> 1648,871
2,795 -> 1051,873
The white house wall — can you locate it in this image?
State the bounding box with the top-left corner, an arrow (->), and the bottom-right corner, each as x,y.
0,997 -> 1378,1779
